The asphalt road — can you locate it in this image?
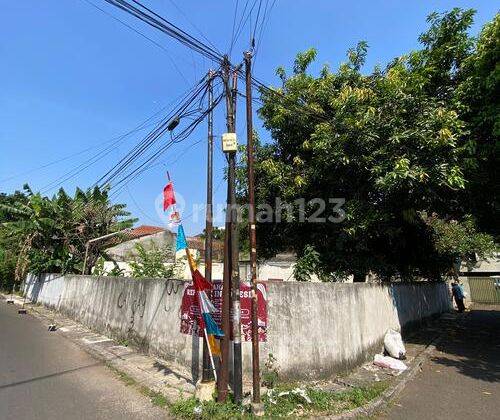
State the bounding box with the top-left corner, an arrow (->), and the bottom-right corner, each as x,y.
380,305 -> 500,420
0,300 -> 169,420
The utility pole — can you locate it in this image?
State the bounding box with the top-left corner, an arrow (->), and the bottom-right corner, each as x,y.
217,58 -> 233,402
230,69 -> 243,403
244,51 -> 261,403
202,70 -> 215,382
217,57 -> 243,403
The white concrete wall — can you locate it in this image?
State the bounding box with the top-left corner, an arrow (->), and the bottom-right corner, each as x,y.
255,281 -> 450,378
24,274 -> 450,380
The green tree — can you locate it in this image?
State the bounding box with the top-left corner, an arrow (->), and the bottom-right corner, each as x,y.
293,245 -> 322,282
0,185 -> 135,285
129,242 -> 180,279
199,226 -> 225,241
455,13 -> 500,240
0,190 -> 28,290
421,212 -> 495,275
92,256 -> 125,277
253,9 -> 496,281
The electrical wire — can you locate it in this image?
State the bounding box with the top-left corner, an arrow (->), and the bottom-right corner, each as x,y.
42,72 -> 221,222
37,82 -> 203,195
102,0 -> 224,63
228,0 -> 240,56
231,0 -> 259,53
98,73 -> 223,200
109,90 -> 224,193
80,0 -> 190,86
252,0 -> 263,45
165,0 -> 220,54
253,0 -> 276,62
95,73 -> 212,187
96,1 -> 325,125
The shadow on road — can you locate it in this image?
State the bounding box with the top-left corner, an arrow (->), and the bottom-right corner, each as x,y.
430,308 -> 500,382
0,362 -> 102,391
403,305 -> 500,383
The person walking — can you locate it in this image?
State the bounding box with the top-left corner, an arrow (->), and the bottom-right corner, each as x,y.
451,280 -> 466,313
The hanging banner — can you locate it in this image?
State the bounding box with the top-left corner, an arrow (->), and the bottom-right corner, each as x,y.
180,280 -> 267,342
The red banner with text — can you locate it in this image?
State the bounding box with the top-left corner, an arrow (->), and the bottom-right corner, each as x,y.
180,280 -> 267,342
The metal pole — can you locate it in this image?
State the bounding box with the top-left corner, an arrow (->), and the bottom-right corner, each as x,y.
217,58 -> 233,402
82,242 -> 90,275
244,51 -> 261,403
81,228 -> 132,275
230,69 -> 243,404
202,70 -> 215,382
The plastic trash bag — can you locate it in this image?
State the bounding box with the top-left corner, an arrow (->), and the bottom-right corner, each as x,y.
384,329 -> 406,359
373,354 -> 408,371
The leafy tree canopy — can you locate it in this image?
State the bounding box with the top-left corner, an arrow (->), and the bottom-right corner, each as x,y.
251,8 -> 497,281
0,184 -> 136,289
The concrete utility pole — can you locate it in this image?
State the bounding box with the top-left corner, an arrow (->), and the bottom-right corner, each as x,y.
244,50 -> 261,403
217,58 -> 243,403
217,59 -> 234,402
230,68 -> 243,403
202,70 -> 215,382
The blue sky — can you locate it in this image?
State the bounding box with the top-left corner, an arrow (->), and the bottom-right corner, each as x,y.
1,1 -> 497,234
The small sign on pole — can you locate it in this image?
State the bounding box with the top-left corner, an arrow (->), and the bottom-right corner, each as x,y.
222,133 -> 238,153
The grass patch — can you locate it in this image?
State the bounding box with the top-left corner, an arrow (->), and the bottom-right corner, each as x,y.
106,363 -> 136,386
106,355 -> 388,419
170,381 -> 388,419
140,387 -> 170,409
116,337 -> 130,347
264,381 -> 389,417
170,396 -> 251,419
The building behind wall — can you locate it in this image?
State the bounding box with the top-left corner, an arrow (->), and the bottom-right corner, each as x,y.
98,225 -> 308,281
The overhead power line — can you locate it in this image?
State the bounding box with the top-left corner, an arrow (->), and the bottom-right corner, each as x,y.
100,0 -> 326,123
165,0 -> 220,54
97,72 -> 222,191
81,0 -> 190,86
37,82 -> 205,195
101,0 -> 224,63
109,88 -> 224,196
230,0 -> 259,53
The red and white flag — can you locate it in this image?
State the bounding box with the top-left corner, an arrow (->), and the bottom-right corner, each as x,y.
163,182 -> 176,211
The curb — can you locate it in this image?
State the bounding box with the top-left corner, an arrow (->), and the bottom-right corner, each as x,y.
0,294 -> 195,404
328,335 -> 441,419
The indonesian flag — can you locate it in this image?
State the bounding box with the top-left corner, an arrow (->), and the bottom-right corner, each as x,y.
163,182 -> 176,211
192,270 -> 224,338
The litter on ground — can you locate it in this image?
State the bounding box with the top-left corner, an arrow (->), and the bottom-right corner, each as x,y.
384,329 -> 406,359
373,354 -> 408,371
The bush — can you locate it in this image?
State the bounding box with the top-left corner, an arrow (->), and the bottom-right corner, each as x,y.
129,242 -> 181,279
0,249 -> 16,292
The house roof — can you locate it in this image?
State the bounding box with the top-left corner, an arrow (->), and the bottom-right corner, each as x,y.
128,225 -> 165,239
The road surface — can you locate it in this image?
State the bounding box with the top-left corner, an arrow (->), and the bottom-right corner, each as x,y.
0,300 -> 169,420
380,305 -> 500,420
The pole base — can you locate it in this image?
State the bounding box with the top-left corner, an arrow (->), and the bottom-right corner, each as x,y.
195,380 -> 216,402
251,402 -> 265,416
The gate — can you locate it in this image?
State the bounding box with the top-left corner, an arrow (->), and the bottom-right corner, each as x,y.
468,276 -> 500,304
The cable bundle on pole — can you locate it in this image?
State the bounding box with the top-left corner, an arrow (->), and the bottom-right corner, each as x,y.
96,73 -> 219,189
